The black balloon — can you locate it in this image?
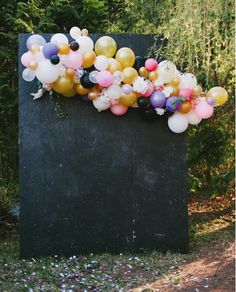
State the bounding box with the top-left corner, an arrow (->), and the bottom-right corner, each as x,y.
70,41 -> 80,51
134,56 -> 146,70
143,108 -> 157,121
137,97 -> 150,110
80,73 -> 95,89
50,55 -> 60,65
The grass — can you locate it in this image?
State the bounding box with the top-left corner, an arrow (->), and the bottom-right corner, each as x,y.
0,193 -> 234,291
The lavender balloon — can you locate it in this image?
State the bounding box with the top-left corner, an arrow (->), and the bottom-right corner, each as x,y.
42,42 -> 59,59
150,91 -> 166,108
26,34 -> 46,50
122,84 -> 133,95
207,97 -> 216,106
166,96 -> 182,112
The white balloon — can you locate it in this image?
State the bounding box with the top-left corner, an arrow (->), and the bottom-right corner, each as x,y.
77,36 -> 94,54
186,110 -> 202,125
50,33 -> 68,45
89,70 -> 99,83
94,55 -> 109,71
70,26 -> 81,39
180,73 -> 197,89
35,60 -> 61,83
168,112 -> 189,133
22,68 -> 35,82
93,96 -> 111,112
112,71 -> 124,85
106,85 -> 122,100
158,60 -> 176,83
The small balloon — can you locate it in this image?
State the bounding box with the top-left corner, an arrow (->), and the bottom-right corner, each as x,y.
63,51 -> 83,69
81,28 -> 89,36
187,110 -> 202,125
192,85 -> 202,97
88,88 -> 100,100
26,34 -> 46,50
21,51 -> 34,67
106,84 -> 122,100
139,66 -> 148,78
119,91 -> 138,106
150,91 -> 166,108
178,101 -> 192,114
148,70 -> 158,81
107,58 -> 122,73
30,44 -> 41,54
137,97 -> 150,110
70,26 -> 81,39
179,88 -> 193,100
22,68 -> 35,82
145,58 -> 158,72
115,47 -> 135,68
122,67 -> 138,84
93,96 -> 111,111
51,33 -> 68,45
206,86 -> 228,106
75,83 -> 90,95
158,60 -> 176,83
58,44 -> 70,55
89,70 -> 99,83
83,51 -> 96,68
42,43 -> 59,59
168,112 -> 189,133
112,71 -> 124,85
122,84 -> 133,95
110,104 -> 128,116
29,61 -> 38,70
80,73 -> 96,89
94,55 -> 109,71
96,71 -> 113,87
166,96 -> 182,112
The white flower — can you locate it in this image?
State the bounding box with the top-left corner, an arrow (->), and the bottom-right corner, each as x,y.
133,76 -> 148,94
155,108 -> 165,115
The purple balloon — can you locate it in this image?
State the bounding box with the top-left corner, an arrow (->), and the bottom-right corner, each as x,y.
122,84 -> 133,95
42,42 -> 59,59
207,97 -> 216,106
26,34 -> 46,50
150,91 -> 166,108
166,96 -> 182,112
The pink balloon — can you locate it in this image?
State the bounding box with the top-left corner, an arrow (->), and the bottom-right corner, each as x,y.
141,81 -> 154,97
21,51 -> 34,67
145,58 -> 158,71
179,88 -> 193,100
63,51 -> 82,69
195,100 -> 213,119
110,104 -> 128,116
97,71 -> 113,87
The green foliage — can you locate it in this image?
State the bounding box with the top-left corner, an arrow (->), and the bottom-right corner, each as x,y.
0,0 -> 234,215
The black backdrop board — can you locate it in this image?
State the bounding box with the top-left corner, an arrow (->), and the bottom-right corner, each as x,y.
19,34 -> 188,258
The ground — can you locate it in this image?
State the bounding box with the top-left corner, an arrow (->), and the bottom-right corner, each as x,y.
0,193 -> 235,292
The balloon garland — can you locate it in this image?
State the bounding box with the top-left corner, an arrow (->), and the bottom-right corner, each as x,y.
21,27 -> 229,133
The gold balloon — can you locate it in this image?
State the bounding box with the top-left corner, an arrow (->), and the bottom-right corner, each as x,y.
192,85 -> 203,97
66,68 -> 76,78
169,85 -> 179,96
58,44 -> 70,55
148,70 -> 158,81
52,76 -> 74,94
63,88 -> 77,97
95,36 -> 117,58
119,91 -> 138,106
88,88 -> 100,100
107,58 -> 122,73
29,61 -> 38,70
115,47 -> 135,68
75,83 -> 90,95
122,67 -> 138,84
170,76 -> 180,86
206,86 -> 228,106
179,101 -> 192,114
30,44 -> 40,54
82,50 -> 96,68
139,67 -> 148,78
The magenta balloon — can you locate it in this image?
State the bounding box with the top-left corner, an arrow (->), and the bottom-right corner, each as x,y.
110,104 -> 128,116
195,100 -> 213,119
145,58 -> 158,71
26,34 -> 46,50
179,88 -> 193,99
97,71 -> 113,87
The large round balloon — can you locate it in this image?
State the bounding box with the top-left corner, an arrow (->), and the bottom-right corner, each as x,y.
115,47 -> 135,68
186,110 -> 202,125
50,33 -> 68,45
195,99 -> 213,119
95,36 -> 117,58
63,51 -> 83,69
119,91 -> 138,106
26,34 -> 46,50
82,50 -> 96,68
52,76 -> 74,94
168,112 -> 189,133
35,60 -> 61,83
122,67 -> 138,84
206,86 -> 228,106
77,36 -> 94,54
158,60 -> 176,83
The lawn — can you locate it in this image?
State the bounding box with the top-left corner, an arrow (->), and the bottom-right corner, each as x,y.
0,193 -> 234,292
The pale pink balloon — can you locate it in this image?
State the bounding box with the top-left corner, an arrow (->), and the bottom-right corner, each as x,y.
97,71 -> 113,87
110,104 -> 128,116
21,51 -> 34,67
141,81 -> 154,97
179,88 -> 193,99
195,100 -> 213,119
63,51 -> 82,69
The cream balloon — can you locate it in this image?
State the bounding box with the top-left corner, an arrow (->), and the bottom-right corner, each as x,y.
77,36 -> 94,54
70,26 -> 81,39
168,112 -> 189,133
180,73 -> 197,89
50,33 -> 68,45
158,60 -> 176,83
93,96 -> 111,112
186,110 -> 202,125
35,60 -> 61,83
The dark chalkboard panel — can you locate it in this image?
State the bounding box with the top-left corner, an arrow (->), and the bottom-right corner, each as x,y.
19,34 -> 188,258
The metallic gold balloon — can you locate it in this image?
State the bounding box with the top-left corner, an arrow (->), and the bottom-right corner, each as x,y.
192,85 -> 203,97
148,70 -> 158,81
95,36 -> 117,58
115,47 -> 135,68
58,44 -> 70,55
206,86 -> 228,106
63,88 -> 77,97
107,58 -> 122,73
81,28 -> 89,36
29,61 -> 38,70
88,88 -> 100,100
179,101 -> 192,114
170,85 -> 179,96
139,67 -> 148,78
75,83 -> 90,95
66,68 -> 76,78
30,44 -> 40,54
170,76 -> 180,86
122,67 -> 138,84
52,76 -> 74,94
119,91 -> 138,106
82,50 -> 96,68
